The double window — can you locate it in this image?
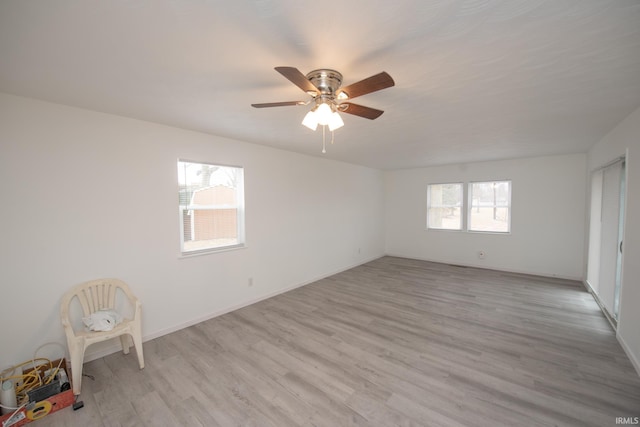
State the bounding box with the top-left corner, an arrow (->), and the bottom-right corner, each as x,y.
178,160 -> 245,255
427,181 -> 511,233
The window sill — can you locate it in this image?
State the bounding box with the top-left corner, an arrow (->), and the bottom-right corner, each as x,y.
179,243 -> 246,259
425,228 -> 511,235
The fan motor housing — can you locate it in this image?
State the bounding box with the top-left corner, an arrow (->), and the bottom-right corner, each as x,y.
306,69 -> 343,96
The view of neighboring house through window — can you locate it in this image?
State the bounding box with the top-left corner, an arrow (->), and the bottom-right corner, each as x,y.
178,160 -> 245,255
468,181 -> 511,233
427,183 -> 463,230
427,180 -> 511,233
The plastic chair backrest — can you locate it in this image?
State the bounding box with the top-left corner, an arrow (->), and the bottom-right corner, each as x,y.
61,278 -> 138,326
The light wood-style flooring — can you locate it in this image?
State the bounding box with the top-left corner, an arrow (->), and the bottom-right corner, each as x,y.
37,257 -> 640,426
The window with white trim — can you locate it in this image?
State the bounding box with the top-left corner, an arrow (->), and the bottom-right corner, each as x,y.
468,181 -> 511,233
426,180 -> 511,233
178,160 -> 245,255
427,183 -> 463,230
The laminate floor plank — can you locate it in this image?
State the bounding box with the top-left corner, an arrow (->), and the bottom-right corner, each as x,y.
35,256 -> 640,426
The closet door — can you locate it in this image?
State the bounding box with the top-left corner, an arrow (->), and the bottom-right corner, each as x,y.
588,159 -> 625,322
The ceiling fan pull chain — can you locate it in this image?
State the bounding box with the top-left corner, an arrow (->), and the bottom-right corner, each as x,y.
322,125 -> 327,153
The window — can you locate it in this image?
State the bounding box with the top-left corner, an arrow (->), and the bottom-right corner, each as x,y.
426,180 -> 511,233
468,181 -> 511,233
178,160 -> 245,255
427,183 -> 463,230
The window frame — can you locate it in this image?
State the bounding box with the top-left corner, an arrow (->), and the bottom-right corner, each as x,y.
467,180 -> 512,234
177,159 -> 246,256
426,180 -> 512,234
426,182 -> 464,231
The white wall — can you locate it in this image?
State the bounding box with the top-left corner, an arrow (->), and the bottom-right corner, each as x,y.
0,93 -> 385,365
588,105 -> 640,374
384,154 -> 587,279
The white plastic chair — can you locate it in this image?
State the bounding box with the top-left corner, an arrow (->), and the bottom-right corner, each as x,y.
60,278 -> 145,395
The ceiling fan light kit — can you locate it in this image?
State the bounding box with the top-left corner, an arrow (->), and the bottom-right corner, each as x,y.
252,66 -> 394,152
302,101 -> 344,131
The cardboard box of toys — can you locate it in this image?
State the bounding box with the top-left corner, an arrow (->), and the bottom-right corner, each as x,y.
0,359 -> 74,427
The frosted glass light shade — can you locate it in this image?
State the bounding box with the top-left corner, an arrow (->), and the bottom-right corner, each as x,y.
315,103 -> 333,126
328,112 -> 344,131
301,110 -> 318,130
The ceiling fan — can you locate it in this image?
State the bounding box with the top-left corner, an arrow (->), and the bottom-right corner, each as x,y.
252,67 -> 395,134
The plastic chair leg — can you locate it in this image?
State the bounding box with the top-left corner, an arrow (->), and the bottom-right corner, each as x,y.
120,335 -> 131,355
131,330 -> 145,369
70,346 -> 86,396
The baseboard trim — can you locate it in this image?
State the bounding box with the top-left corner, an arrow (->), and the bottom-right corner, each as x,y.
84,254 -> 383,362
583,279 -> 640,379
617,331 -> 640,378
384,253 -> 583,281
582,279 -> 617,331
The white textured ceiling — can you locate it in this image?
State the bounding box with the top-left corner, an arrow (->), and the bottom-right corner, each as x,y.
1,0 -> 640,169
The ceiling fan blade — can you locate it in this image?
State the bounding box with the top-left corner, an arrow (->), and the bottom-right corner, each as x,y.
337,72 -> 394,99
251,101 -> 305,108
339,102 -> 384,120
275,66 -> 319,94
